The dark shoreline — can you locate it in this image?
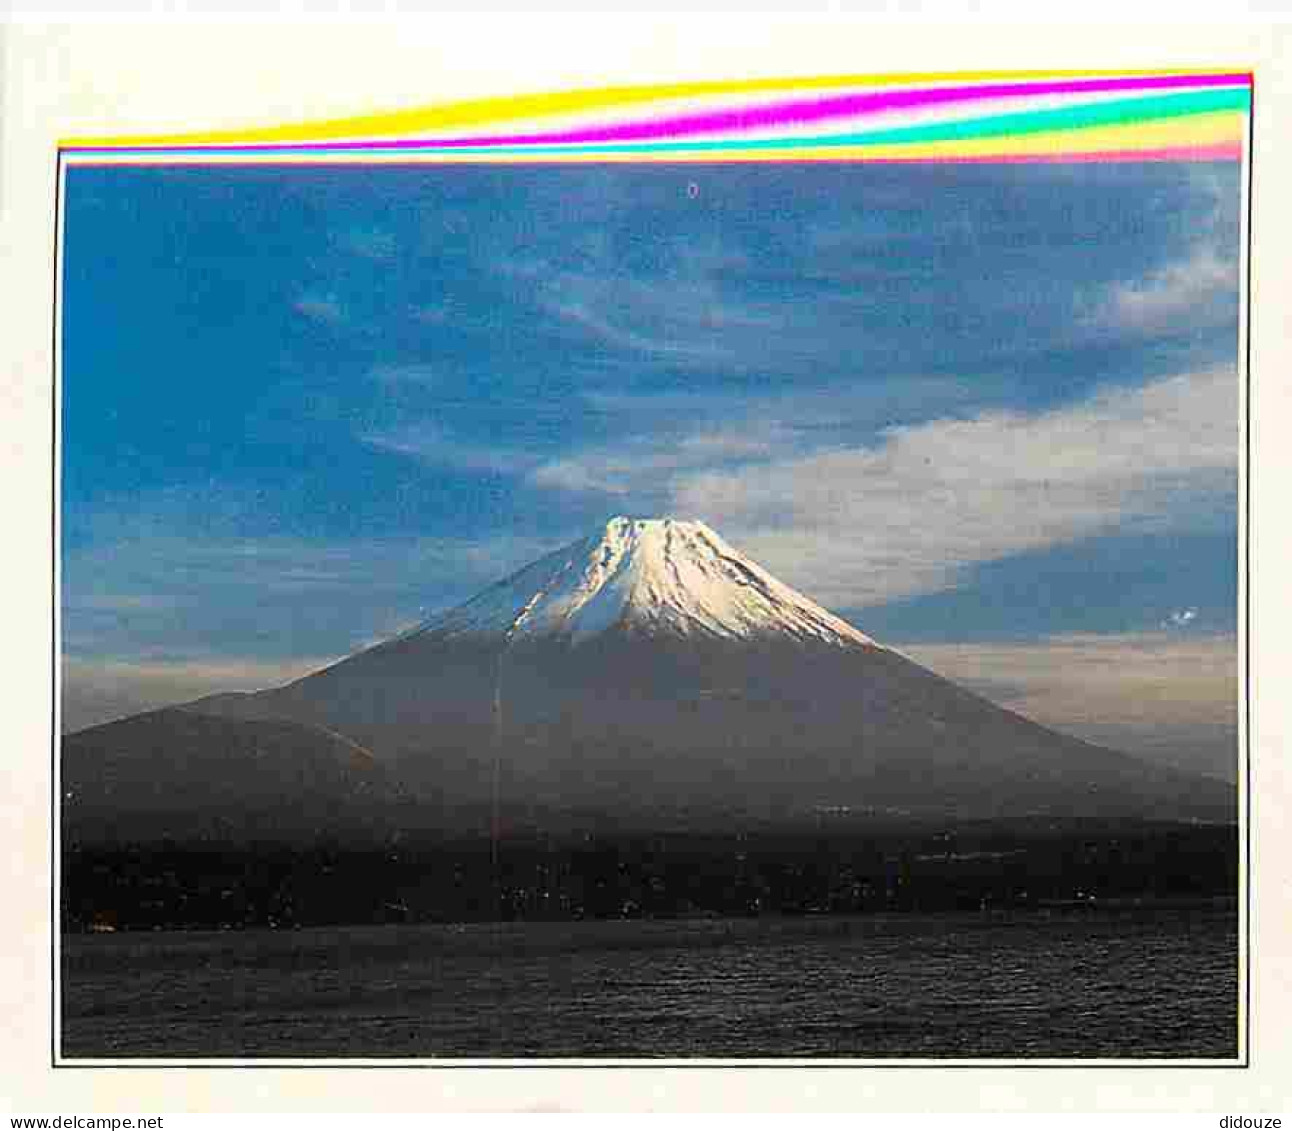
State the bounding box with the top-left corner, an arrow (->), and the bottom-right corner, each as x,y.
62,821 -> 1238,932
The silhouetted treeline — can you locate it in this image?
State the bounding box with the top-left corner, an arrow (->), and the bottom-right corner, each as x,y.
61,821 -> 1238,931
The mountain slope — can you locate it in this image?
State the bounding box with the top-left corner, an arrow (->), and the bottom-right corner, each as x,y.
62,708 -> 411,844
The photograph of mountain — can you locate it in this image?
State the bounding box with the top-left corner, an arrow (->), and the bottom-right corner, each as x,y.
58,147 -> 1242,1059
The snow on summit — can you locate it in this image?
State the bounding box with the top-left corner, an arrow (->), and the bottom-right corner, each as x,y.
414,517 -> 878,649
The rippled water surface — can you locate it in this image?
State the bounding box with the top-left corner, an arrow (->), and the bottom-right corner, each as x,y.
62,908 -> 1238,1058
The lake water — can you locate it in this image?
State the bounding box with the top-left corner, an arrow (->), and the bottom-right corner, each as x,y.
61,907 -> 1238,1059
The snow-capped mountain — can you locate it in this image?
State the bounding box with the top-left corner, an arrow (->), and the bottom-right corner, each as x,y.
410,517 -> 876,649
173,516 -> 1233,829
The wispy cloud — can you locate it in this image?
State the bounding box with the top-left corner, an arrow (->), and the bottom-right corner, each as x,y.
292,291 -> 346,324
898,631 -> 1238,780
68,594 -> 180,613
503,237 -> 798,373
530,422 -> 794,497
62,515 -> 560,664
360,425 -> 537,475
60,516 -> 579,730
528,377 -> 979,501
539,273 -> 779,368
336,226 -> 397,261
1093,244 -> 1237,335
411,303 -> 454,327
1084,167 -> 1240,337
369,363 -> 440,387
548,289 -> 739,364
367,366 -> 970,492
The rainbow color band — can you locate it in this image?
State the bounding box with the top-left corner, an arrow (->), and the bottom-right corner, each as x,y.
61,69 -> 1251,164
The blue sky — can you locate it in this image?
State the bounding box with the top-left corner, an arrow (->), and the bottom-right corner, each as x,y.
60,161 -> 1242,776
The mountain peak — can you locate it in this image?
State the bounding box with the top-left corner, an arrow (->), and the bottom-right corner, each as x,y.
412,516 -> 877,649
602,514 -> 710,534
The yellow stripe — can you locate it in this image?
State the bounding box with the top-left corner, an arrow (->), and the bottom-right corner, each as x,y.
61,110 -> 1243,166
62,67 -> 1242,148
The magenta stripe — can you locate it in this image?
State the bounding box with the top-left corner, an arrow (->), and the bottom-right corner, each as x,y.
215,72 -> 1249,153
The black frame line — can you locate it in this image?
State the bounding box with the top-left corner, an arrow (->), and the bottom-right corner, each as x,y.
47,84 -> 1257,1068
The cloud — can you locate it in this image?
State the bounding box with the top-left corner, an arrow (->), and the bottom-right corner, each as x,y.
336,226 -> 397,261
540,271 -> 775,367
530,422 -> 794,497
62,518 -> 561,664
365,361 -> 969,495
360,425 -> 537,475
411,304 -> 453,327
1093,244 -> 1238,335
369,363 -> 440,387
292,291 -> 345,324
1085,167 -> 1240,337
662,365 -> 1237,609
550,293 -> 732,363
68,594 -> 180,613
505,238 -> 796,373
60,516 -> 576,730
897,632 -> 1239,781
528,377 -> 980,501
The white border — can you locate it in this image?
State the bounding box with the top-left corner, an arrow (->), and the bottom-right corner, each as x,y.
5,14 -> 1289,1114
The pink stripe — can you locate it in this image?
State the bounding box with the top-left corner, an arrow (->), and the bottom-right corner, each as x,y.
921,142 -> 1243,164
692,142 -> 1244,165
